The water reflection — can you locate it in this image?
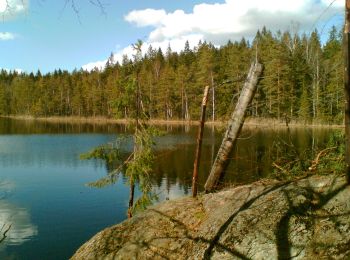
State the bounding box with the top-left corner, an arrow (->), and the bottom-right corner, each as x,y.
0,135 -> 115,168
0,118 -> 340,259
0,120 -> 337,190
154,179 -> 190,201
0,201 -> 38,247
0,118 -> 131,135
0,181 -> 38,249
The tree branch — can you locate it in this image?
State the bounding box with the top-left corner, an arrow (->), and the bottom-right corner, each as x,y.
308,146 -> 337,172
0,224 -> 11,244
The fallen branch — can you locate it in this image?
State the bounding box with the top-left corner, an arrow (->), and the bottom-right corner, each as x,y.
272,162 -> 290,176
308,147 -> 337,172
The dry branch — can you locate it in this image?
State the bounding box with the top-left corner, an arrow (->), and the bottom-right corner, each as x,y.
0,224 -> 11,244
308,146 -> 337,171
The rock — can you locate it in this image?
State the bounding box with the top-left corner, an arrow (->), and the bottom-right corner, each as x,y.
71,174 -> 350,259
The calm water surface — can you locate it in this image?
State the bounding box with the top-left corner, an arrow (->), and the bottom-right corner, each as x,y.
0,118 -> 336,259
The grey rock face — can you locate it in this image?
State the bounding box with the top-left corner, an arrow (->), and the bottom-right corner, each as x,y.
72,175 -> 350,259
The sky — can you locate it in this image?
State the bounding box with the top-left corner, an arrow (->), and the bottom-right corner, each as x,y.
0,0 -> 345,73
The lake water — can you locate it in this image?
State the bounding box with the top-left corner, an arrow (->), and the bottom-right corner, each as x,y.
0,118 -> 337,259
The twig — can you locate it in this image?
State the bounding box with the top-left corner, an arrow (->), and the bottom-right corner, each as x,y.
272,162 -> 289,176
70,0 -> 82,24
0,224 -> 11,244
89,0 -> 107,17
109,151 -> 134,176
309,146 -> 337,171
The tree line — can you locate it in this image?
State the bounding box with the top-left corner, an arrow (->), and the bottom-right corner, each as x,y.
0,26 -> 344,123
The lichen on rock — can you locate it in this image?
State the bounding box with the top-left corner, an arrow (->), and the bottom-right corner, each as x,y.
72,174 -> 350,260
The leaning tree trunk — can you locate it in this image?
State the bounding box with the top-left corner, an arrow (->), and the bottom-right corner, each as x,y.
204,62 -> 263,192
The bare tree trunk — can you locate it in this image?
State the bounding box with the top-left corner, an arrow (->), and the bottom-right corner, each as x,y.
181,81 -> 184,120
184,90 -> 189,120
316,54 -> 320,119
211,125 -> 215,166
330,95 -> 333,116
127,182 -> 135,218
277,68 -> 280,120
312,78 -> 316,119
211,72 -> 215,122
149,83 -> 152,119
204,62 -> 263,192
344,0 -> 350,184
290,83 -> 294,118
66,89 -> 71,115
60,90 -> 63,115
192,86 -> 210,197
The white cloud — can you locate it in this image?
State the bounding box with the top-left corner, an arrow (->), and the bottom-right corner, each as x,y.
125,9 -> 167,27
81,60 -> 108,72
0,201 -> 38,247
0,68 -> 22,73
83,0 -> 343,70
0,32 -> 15,41
0,0 -> 28,20
82,34 -> 203,71
0,180 -> 38,249
126,0 -> 343,44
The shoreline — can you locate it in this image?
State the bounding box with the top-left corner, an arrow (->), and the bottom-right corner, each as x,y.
0,115 -> 344,129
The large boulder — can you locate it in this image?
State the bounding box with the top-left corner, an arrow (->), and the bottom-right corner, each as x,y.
72,174 -> 350,259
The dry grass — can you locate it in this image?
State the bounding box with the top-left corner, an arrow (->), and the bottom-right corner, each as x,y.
0,115 -> 344,129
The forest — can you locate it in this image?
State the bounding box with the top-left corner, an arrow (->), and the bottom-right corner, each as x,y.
0,26 -> 344,124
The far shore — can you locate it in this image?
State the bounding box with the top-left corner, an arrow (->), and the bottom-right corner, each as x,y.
0,115 -> 344,129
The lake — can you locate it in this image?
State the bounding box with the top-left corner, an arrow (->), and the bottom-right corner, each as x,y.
0,118 -> 337,259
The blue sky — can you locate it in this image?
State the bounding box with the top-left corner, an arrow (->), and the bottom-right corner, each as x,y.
0,0 -> 344,73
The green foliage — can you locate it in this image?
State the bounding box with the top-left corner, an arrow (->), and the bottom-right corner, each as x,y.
132,192 -> 158,212
316,131 -> 346,174
82,40 -> 164,217
126,127 -> 155,186
0,26 -> 344,124
272,129 -> 346,180
80,140 -> 124,188
81,124 -> 159,213
298,87 -> 311,121
80,145 -> 121,164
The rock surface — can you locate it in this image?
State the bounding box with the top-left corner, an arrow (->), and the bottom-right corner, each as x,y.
72,174 -> 350,259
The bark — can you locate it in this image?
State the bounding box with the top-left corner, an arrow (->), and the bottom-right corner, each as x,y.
204,62 -> 263,192
211,71 -> 215,122
181,81 -> 184,120
184,90 -> 189,120
277,68 -> 280,120
344,0 -> 350,184
127,182 -> 135,218
192,86 -> 210,197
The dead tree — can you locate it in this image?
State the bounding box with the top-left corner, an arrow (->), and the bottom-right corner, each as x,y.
192,86 -> 210,197
204,62 -> 263,192
344,0 -> 350,184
